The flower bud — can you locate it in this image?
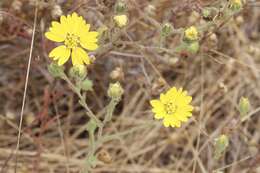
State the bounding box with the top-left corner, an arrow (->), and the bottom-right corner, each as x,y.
202,7 -> 215,21
97,149 -> 112,164
161,23 -> 173,37
186,41 -> 200,54
144,4 -> 156,16
184,26 -> 199,42
110,67 -> 124,80
51,5 -> 63,19
11,0 -> 22,11
107,82 -> 124,101
81,78 -> 93,91
115,0 -> 127,13
113,14 -> 128,28
48,63 -> 65,78
214,134 -> 229,159
239,97 -> 250,118
69,65 -> 87,80
229,0 -> 243,10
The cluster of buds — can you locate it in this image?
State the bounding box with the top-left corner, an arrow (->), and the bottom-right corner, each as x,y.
177,26 -> 200,54
113,0 -> 128,28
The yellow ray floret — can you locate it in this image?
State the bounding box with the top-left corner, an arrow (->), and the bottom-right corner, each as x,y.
150,87 -> 193,128
45,12 -> 99,66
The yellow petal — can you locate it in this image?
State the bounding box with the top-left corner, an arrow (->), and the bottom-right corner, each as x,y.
71,47 -> 90,66
80,32 -> 99,50
80,42 -> 98,51
150,100 -> 163,108
154,112 -> 165,119
45,32 -> 65,42
58,50 -> 71,66
49,45 -> 71,65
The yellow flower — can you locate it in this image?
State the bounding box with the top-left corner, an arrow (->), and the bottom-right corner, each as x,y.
229,0 -> 242,10
184,26 -> 199,41
113,14 -> 128,28
45,12 -> 99,66
150,87 -> 193,127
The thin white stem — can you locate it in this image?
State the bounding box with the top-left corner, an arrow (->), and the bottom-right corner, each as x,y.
14,2 -> 38,172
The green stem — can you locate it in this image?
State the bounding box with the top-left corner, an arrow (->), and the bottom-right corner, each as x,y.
62,74 -> 102,127
98,99 -> 117,140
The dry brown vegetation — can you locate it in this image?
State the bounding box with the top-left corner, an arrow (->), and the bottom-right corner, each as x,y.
0,0 -> 259,173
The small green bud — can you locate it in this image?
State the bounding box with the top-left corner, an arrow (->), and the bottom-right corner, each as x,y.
202,8 -> 216,21
202,8 -> 211,18
81,79 -> 93,91
48,63 -> 64,78
161,23 -> 173,37
214,134 -> 229,159
239,97 -> 250,118
186,41 -> 200,54
176,41 -> 200,54
69,65 -> 87,80
115,0 -> 127,13
107,82 -> 124,101
86,119 -> 97,132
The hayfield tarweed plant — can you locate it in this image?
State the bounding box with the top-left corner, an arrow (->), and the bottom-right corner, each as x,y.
43,0 -> 248,171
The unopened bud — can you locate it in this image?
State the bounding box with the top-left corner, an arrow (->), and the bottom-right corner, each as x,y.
48,63 -> 64,78
145,4 -> 156,16
108,82 -> 124,101
115,0 -> 127,13
69,65 -> 87,80
110,67 -> 124,80
51,5 -> 63,19
12,0 -> 22,11
113,14 -> 128,28
239,97 -> 250,118
214,134 -> 229,159
97,149 -> 112,164
81,78 -> 93,91
161,23 -> 173,37
186,41 -> 200,54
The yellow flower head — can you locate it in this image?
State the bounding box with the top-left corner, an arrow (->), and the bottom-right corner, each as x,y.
184,26 -> 199,41
150,87 -> 193,128
229,0 -> 242,10
45,12 -> 99,66
113,14 -> 128,28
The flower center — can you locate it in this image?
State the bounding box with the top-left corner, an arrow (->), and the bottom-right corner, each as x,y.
164,101 -> 177,115
65,33 -> 79,49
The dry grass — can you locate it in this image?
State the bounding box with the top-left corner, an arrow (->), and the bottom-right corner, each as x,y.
0,0 -> 259,173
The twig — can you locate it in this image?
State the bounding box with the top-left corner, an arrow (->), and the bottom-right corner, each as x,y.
14,2 -> 38,173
